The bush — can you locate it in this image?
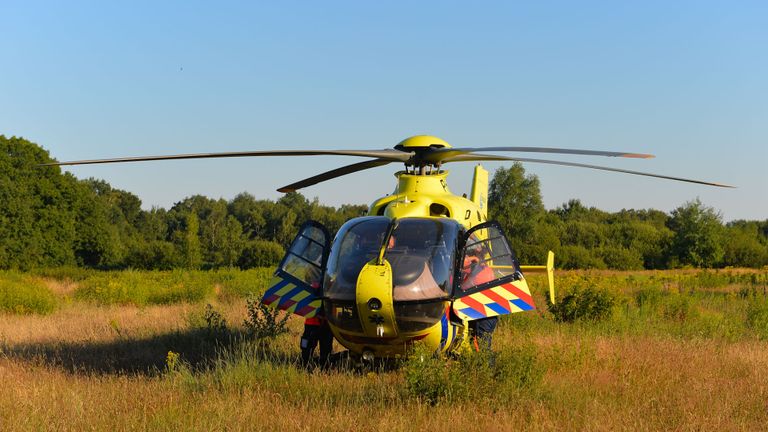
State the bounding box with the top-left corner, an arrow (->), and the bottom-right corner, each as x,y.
243,294 -> 289,339
403,342 -> 544,405
548,285 -> 615,322
0,272 -> 57,314
662,294 -> 698,322
403,345 -> 460,405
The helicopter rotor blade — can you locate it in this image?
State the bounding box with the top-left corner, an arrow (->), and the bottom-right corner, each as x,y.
444,153 -> 735,188
423,147 -> 654,164
277,159 -> 394,192
40,149 -> 412,167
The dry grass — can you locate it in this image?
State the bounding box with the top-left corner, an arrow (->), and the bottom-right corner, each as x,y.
2,269 -> 768,431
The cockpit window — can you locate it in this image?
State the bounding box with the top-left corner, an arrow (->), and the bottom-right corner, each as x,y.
324,216 -> 460,334
324,217 -> 391,301
324,216 -> 460,303
385,218 -> 459,301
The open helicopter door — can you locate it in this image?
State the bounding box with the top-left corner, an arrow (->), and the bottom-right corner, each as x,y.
452,222 -> 536,320
262,221 -> 331,318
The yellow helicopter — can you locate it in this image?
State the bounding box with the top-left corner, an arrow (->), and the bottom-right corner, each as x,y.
46,135 -> 732,360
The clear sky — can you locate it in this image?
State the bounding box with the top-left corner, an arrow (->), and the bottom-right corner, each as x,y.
1,1 -> 766,221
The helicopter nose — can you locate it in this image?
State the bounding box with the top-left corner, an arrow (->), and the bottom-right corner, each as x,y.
356,261 -> 397,338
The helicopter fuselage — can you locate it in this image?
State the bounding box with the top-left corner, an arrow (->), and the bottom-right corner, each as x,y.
263,166 -> 550,359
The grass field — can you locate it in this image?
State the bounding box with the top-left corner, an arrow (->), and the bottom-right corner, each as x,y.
1,268 -> 768,431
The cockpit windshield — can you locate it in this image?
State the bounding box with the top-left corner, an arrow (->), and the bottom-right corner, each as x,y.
385,218 -> 458,301
324,217 -> 460,302
324,217 -> 391,301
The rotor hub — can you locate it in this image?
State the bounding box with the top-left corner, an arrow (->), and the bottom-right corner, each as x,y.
395,135 -> 451,173
394,135 -> 451,150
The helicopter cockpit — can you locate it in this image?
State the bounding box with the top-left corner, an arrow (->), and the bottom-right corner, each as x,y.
323,216 -> 460,334
324,217 -> 458,300
268,212 -> 528,342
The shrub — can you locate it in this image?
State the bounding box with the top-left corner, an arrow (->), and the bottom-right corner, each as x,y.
124,241 -> 180,270
402,342 -> 544,405
243,294 -> 289,339
203,304 -> 229,336
548,285 -> 615,322
662,294 -> 698,322
494,342 -> 545,391
403,344 -> 466,405
0,272 -> 57,314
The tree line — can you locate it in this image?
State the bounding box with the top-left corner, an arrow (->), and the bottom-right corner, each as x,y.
490,163 -> 768,269
1,135 -> 766,271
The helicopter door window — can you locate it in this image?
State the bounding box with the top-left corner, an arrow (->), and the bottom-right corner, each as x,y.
458,222 -> 520,294
279,222 -> 331,290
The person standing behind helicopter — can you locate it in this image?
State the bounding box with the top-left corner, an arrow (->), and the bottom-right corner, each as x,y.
300,258 -> 333,368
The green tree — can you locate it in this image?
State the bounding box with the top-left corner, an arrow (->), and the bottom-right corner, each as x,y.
667,199 -> 724,268
722,222 -> 768,267
228,193 -> 267,239
73,180 -> 124,268
488,163 -> 546,261
607,220 -> 672,269
182,213 -> 202,269
0,136 -> 79,269
238,239 -> 285,268
125,240 -> 178,270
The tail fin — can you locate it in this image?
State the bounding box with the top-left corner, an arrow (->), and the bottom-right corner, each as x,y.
470,165 -> 489,220
519,251 -> 556,304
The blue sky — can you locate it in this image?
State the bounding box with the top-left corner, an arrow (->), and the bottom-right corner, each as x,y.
1,1 -> 766,221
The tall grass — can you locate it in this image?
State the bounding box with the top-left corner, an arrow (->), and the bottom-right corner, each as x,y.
0,268 -> 276,314
74,270 -> 214,305
209,267 -> 274,299
4,269 -> 768,430
72,268 -> 274,306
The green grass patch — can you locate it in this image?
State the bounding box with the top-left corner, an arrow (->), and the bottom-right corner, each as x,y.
30,266 -> 95,282
70,268 -> 276,306
211,268 -> 274,299
746,299 -> 768,339
0,271 -> 57,314
74,270 -> 215,306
